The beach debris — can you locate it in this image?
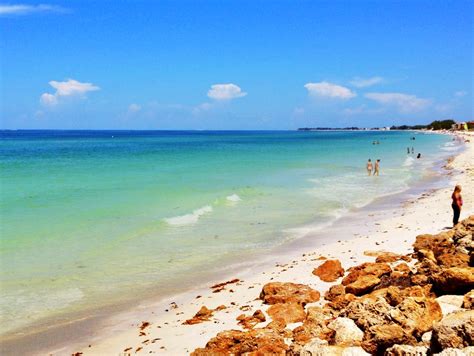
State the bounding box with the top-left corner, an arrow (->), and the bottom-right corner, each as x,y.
312,259 -> 345,282
211,278 -> 240,290
139,321 -> 150,331
259,282 -> 320,305
183,304 -> 226,325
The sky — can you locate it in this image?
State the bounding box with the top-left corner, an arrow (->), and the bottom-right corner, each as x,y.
1,0 -> 472,130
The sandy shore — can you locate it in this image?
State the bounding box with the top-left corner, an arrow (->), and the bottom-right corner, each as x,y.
8,132 -> 474,356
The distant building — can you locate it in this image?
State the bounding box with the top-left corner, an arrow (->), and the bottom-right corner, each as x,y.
451,122 -> 467,130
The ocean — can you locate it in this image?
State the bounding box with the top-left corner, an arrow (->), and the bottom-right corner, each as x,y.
0,130 -> 457,336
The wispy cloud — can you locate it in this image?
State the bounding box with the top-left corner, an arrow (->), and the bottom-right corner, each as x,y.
365,92 -> 431,113
304,81 -> 356,99
349,76 -> 384,88
40,79 -> 100,107
207,83 -> 247,100
127,103 -> 142,114
0,4 -> 68,16
454,90 -> 467,97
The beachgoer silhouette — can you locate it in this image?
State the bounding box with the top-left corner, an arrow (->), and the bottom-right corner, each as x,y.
407,147 -> 410,154
417,153 -> 421,159
411,147 -> 414,154
373,159 -> 380,176
451,185 -> 463,226
366,159 -> 373,176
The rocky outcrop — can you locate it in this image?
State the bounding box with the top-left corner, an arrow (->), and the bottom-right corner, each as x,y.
313,259 -> 345,282
260,282 -> 320,305
431,310 -> 474,350
192,216 -> 474,355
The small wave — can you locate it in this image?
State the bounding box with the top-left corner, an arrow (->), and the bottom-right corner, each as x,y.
226,194 -> 241,202
403,156 -> 415,167
164,205 -> 213,226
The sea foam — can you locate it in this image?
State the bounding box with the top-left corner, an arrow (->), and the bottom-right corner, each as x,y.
226,194 -> 241,202
164,205 -> 213,226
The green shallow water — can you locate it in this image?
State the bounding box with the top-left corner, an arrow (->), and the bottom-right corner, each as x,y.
0,130 -> 456,334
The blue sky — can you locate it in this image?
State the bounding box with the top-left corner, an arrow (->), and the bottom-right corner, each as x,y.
1,0 -> 472,129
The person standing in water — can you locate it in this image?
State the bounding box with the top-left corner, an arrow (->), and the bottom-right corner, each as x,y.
373,159 -> 380,176
451,185 -> 463,226
407,147 -> 410,154
366,159 -> 373,176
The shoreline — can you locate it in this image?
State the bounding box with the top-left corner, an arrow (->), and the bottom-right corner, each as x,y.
1,131 -> 472,355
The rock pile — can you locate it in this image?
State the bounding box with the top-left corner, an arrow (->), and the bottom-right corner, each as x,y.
191,216 -> 474,355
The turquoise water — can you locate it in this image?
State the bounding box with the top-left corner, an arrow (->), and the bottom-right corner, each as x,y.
0,130 -> 454,334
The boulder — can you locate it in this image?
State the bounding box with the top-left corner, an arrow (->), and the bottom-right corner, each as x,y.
345,275 -> 381,295
436,295 -> 465,316
432,267 -> 474,294
436,252 -> 470,268
267,302 -> 305,325
342,262 -> 392,286
183,306 -> 213,325
299,338 -> 370,356
313,259 -> 345,282
327,293 -> 357,311
394,263 -> 412,273
462,290 -> 474,309
361,324 -> 416,354
433,347 -> 474,355
384,285 -> 433,306
191,328 -> 288,355
343,297 -> 392,330
385,344 -> 429,356
375,252 -> 410,263
325,284 -> 346,301
260,282 -> 320,305
292,307 -> 333,344
389,297 -> 442,337
327,317 -> 364,346
431,310 -> 474,350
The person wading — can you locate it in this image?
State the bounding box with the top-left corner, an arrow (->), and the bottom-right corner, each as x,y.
366,159 -> 373,176
451,185 -> 463,226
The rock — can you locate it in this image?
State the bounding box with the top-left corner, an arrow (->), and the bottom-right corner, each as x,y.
292,307 -> 333,344
436,295 -> 465,316
437,253 -> 470,268
389,297 -> 442,337
345,275 -> 381,295
434,347 -> 474,355
421,331 -> 432,346
267,303 -> 305,325
191,328 -> 288,355
260,282 -> 320,305
413,232 -> 453,256
384,285 -> 434,306
394,263 -> 412,273
344,297 -> 392,330
462,290 -> 474,309
313,260 -> 345,282
325,284 -> 346,301
385,344 -> 429,356
432,267 -> 474,294
327,293 -> 357,311
183,306 -> 213,325
361,324 -> 416,354
375,252 -> 410,263
342,262 -> 392,286
237,309 -> 266,329
431,310 -> 474,350
299,338 -> 370,356
327,317 -> 364,346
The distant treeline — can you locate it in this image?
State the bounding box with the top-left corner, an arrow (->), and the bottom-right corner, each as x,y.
391,120 -> 456,131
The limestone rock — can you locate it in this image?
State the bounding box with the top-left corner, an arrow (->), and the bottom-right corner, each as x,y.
375,252 -> 410,263
237,309 -> 266,329
327,317 -> 364,346
325,284 -> 346,301
183,306 -> 213,325
260,282 -> 320,305
389,297 -> 442,337
299,338 -> 370,356
462,290 -> 474,309
344,297 -> 392,330
313,259 -> 345,282
292,307 -> 333,344
384,285 -> 434,306
432,310 -> 474,350
361,324 -> 416,354
434,347 -> 474,356
436,295 -> 465,316
267,302 -> 305,325
385,344 -> 429,356
432,267 -> 474,294
342,262 -> 392,286
191,328 -> 288,355
345,275 -> 381,296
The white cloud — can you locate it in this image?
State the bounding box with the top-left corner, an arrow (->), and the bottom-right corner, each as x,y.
365,92 -> 431,113
0,4 -> 67,15
293,107 -> 305,115
40,79 -> 100,107
207,83 -> 247,100
454,90 -> 467,97
127,103 -> 141,114
349,76 -> 384,88
304,82 -> 356,99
